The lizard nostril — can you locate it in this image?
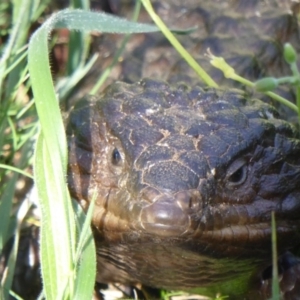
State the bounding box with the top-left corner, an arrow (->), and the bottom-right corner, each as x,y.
175,190 -> 202,211
140,198 -> 190,237
111,147 -> 122,165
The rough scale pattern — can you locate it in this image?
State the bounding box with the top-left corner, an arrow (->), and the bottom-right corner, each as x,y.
66,0 -> 300,298
67,79 -> 300,298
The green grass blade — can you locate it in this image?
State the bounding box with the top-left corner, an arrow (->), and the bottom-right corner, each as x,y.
209,52 -> 299,114
29,24 -> 68,171
29,18 -> 74,298
1,198 -> 32,300
67,0 -> 91,75
271,212 -> 280,300
90,0 -> 142,94
72,197 -> 96,300
54,9 -> 159,33
0,175 -> 18,252
35,133 -> 75,299
140,0 -> 218,88
0,164 -> 33,179
57,53 -> 99,101
28,8 -> 161,299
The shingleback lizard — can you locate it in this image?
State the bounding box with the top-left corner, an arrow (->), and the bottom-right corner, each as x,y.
66,0 -> 300,298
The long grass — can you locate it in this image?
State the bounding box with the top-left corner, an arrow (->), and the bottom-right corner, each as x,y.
0,1 -> 50,298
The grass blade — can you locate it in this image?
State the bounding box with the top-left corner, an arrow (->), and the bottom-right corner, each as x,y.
140,0 -> 218,88
28,8 -> 161,299
271,212 -> 280,300
72,197 -> 96,300
35,133 -> 75,298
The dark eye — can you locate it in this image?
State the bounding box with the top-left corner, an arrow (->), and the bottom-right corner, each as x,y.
112,148 -> 121,165
226,158 -> 247,187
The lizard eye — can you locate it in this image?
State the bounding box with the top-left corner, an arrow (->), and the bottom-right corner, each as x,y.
226,158 -> 248,187
112,148 -> 121,165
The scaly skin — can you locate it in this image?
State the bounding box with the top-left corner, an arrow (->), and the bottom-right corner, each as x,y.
67,0 -> 300,298
67,79 -> 300,298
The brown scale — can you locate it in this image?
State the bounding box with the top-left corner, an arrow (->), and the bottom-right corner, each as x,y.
68,78 -> 300,299
66,2 -> 300,297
